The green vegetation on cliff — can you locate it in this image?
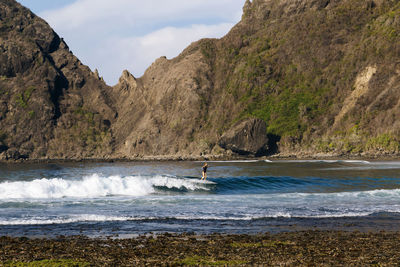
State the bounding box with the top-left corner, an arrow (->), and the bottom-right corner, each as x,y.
16,86 -> 35,108
198,0 -> 400,156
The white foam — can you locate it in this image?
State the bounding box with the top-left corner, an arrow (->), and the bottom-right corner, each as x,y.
0,211 -> 380,225
274,188 -> 400,200
0,174 -> 210,200
0,215 -> 287,225
304,212 -> 374,218
344,160 -> 371,164
201,160 -> 261,163
0,214 -> 137,225
163,214 -> 293,220
151,176 -> 215,189
274,160 -> 371,164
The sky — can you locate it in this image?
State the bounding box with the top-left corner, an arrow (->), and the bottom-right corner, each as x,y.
17,0 -> 245,85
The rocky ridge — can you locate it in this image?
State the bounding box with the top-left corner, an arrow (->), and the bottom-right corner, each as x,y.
0,0 -> 116,160
0,0 -> 399,160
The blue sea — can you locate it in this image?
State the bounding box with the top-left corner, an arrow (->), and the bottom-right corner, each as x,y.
0,160 -> 400,237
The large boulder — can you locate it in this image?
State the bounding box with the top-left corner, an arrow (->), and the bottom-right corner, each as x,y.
218,118 -> 269,156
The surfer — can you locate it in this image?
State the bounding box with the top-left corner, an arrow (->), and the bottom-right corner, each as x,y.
201,162 -> 208,180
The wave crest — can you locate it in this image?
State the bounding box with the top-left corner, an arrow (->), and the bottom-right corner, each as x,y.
0,174 -> 211,199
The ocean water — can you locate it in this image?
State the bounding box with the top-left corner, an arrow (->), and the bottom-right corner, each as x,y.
0,160 -> 400,237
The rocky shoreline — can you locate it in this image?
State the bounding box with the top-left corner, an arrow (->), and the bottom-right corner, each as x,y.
0,153 -> 398,164
2,231 -> 400,266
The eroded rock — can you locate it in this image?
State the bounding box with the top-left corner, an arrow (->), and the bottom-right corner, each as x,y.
219,118 -> 269,156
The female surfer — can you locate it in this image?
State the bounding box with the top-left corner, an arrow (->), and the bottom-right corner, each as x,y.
201,162 -> 208,180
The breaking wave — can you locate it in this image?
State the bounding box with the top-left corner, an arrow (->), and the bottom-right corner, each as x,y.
0,174 -> 213,199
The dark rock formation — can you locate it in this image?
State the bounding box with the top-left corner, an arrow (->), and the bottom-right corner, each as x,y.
219,118 -> 269,156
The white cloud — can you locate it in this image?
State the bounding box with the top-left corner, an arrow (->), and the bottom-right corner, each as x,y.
39,0 -> 244,84
42,0 -> 243,31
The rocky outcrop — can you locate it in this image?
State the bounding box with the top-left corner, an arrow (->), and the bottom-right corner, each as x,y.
109,44 -> 215,158
218,118 -> 269,156
0,0 -> 116,160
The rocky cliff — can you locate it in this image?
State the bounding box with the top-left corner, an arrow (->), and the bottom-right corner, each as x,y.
112,0 -> 400,158
0,0 -> 116,160
0,0 -> 399,160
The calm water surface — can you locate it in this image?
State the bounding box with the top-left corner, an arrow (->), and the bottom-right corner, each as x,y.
0,160 -> 399,237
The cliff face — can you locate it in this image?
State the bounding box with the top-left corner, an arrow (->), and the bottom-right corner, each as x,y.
110,47 -> 214,158
0,0 -> 116,160
112,0 -> 400,158
229,0 -> 400,156
235,0 -> 400,156
1,0 -> 399,160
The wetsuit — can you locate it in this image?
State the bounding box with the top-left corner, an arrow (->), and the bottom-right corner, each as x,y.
202,165 -> 208,173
